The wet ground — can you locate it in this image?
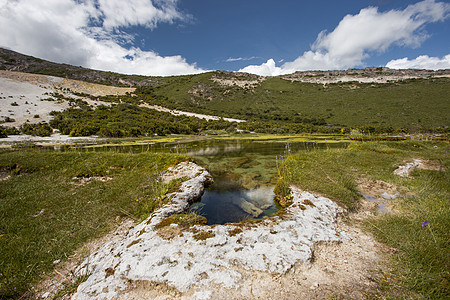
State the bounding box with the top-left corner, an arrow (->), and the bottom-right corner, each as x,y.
46,138 -> 348,223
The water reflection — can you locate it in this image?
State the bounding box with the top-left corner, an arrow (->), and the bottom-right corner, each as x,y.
190,185 -> 277,225
185,143 -> 243,156
41,138 -> 347,224
185,147 -> 220,156
363,194 -> 389,214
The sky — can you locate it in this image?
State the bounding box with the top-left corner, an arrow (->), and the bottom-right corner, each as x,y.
0,0 -> 449,76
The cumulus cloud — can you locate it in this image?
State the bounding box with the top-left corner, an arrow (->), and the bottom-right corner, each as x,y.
240,0 -> 450,76
238,59 -> 283,76
386,54 -> 450,69
98,0 -> 184,29
0,0 -> 205,76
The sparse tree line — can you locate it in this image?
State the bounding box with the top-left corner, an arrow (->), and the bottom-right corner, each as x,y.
1,108 -> 447,139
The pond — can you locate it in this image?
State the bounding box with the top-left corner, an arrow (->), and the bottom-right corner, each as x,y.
50,138 -> 348,224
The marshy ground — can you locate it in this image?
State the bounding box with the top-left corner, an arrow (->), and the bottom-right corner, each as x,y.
0,137 -> 448,299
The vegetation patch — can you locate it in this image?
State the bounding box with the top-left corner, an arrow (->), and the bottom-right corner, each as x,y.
280,140 -> 449,298
144,74 -> 449,134
228,228 -> 243,236
155,212 -> 207,230
127,239 -> 142,248
302,199 -> 315,207
20,122 -> 53,137
0,150 -> 186,298
192,231 -> 215,241
49,103 -> 239,137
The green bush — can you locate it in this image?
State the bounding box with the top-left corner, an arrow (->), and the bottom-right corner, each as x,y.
0,127 -> 7,138
20,123 -> 53,137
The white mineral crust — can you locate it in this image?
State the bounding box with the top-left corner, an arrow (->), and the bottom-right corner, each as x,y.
72,162 -> 344,299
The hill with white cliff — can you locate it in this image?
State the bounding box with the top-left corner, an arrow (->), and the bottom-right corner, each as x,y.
1,48 -> 449,135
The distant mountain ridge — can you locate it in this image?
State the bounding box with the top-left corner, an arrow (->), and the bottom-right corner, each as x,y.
1,47 -> 449,87
0,48 -> 159,87
1,47 -> 449,133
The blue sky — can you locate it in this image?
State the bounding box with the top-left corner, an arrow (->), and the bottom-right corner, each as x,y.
171,0 -> 450,71
0,0 -> 449,75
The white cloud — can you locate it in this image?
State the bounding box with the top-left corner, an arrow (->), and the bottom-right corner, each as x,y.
88,43 -> 203,75
0,0 -> 205,76
240,0 -> 450,76
98,0 -> 183,29
239,59 -> 284,76
225,56 -> 259,62
386,54 -> 450,69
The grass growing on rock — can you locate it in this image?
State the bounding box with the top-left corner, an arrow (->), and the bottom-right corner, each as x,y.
0,150 -> 187,298
281,140 -> 449,298
155,212 -> 208,230
155,212 -> 208,240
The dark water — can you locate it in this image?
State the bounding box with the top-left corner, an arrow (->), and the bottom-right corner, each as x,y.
191,178 -> 279,225
45,138 -> 348,224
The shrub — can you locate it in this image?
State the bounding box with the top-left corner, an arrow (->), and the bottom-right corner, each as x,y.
20,123 -> 53,137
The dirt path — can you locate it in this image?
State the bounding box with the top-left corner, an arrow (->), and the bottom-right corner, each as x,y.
140,103 -> 246,123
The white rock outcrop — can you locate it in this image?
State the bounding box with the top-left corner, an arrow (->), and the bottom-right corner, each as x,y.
393,159 -> 424,177
72,162 -> 344,299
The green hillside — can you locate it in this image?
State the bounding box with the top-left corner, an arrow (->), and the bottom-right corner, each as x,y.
1,48 -> 449,135
141,74 -> 450,131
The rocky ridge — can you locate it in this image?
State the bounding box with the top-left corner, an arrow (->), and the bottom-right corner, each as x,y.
283,67 -> 450,84
2,48 -> 449,88
0,48 -> 159,87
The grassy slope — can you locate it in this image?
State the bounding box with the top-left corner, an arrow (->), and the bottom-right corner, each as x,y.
1,48 -> 448,131
148,76 -> 450,130
0,151 -> 187,298
282,141 -> 449,298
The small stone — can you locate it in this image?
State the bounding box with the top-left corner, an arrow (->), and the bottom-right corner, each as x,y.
380,192 -> 398,200
310,282 -> 319,289
53,259 -> 61,264
343,260 -> 348,263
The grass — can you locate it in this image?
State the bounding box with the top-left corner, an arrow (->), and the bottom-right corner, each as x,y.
365,159 -> 449,297
279,144 -> 398,210
281,140 -> 449,297
148,74 -> 450,130
154,212 -> 207,229
0,150 -> 187,298
0,138 -> 448,298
